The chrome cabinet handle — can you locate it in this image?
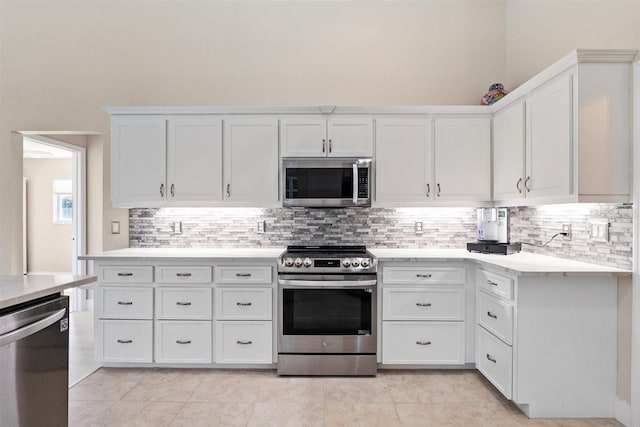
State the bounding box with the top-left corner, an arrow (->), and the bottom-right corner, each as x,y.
416,302 -> 432,307
237,340 -> 252,345
487,280 -> 499,287
416,341 -> 432,346
176,273 -> 192,277
236,302 -> 252,306
226,183 -> 231,197
437,183 -> 441,197
117,339 -> 133,344
236,273 -> 252,278
322,139 -> 326,153
416,274 -> 432,278
486,354 -> 497,363
524,176 -> 531,192
176,301 -> 192,306
487,311 -> 498,319
426,183 -> 430,197
516,178 -> 523,194
117,272 -> 133,277
329,139 -> 332,153
170,184 -> 175,197
117,301 -> 133,305
160,183 -> 164,197
176,340 -> 192,345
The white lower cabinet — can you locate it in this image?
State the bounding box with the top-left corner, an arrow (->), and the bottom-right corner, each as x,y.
477,326 -> 513,399
99,320 -> 153,363
215,287 -> 272,320
156,287 -> 213,320
215,321 -> 272,364
155,320 -> 212,364
382,321 -> 465,364
98,286 -> 153,319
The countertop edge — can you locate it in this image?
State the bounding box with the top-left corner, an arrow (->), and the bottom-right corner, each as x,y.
0,275 -> 97,310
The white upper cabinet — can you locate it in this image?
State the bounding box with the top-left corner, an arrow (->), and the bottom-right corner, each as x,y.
223,118 -> 279,205
375,119 -> 433,205
280,117 -> 373,157
493,101 -> 525,201
167,117 -> 223,205
111,116 -> 167,207
434,118 -> 491,202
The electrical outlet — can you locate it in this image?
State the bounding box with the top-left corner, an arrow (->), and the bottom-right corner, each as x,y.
562,223 -> 572,240
257,220 -> 265,234
415,221 -> 423,233
172,221 -> 182,234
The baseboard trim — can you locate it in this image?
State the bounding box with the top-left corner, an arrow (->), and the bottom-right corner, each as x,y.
614,397 -> 631,427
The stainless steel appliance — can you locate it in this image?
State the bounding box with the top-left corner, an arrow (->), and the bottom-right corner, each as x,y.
277,245 -> 377,375
282,158 -> 372,207
0,295 -> 69,427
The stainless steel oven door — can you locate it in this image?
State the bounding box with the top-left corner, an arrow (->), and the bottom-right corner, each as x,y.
278,274 -> 377,354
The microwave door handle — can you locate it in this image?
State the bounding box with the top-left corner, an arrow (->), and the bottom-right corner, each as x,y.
353,163 -> 358,204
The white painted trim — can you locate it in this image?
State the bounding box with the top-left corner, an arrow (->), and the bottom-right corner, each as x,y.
614,397 -> 632,427
631,58 -> 640,427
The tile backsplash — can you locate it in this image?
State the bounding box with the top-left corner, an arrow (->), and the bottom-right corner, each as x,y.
129,203 -> 633,270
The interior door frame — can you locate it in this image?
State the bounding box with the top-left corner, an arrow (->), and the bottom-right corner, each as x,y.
631,57 -> 640,427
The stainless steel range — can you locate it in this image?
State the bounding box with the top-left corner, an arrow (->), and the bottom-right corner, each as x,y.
277,245 -> 377,376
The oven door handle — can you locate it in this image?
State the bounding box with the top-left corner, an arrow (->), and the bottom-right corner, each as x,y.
278,279 -> 376,287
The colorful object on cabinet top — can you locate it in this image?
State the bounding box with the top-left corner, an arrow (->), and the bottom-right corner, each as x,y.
481,83 -> 507,105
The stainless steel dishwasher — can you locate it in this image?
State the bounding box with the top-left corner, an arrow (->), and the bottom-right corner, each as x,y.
0,295 -> 69,427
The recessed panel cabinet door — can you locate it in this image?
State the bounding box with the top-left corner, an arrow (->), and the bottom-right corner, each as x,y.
434,118 -> 491,202
375,119 -> 432,204
327,118 -> 374,157
167,118 -> 223,204
525,74 -> 573,199
280,118 -> 327,157
493,101 -> 525,201
224,119 -> 279,204
111,116 -> 167,206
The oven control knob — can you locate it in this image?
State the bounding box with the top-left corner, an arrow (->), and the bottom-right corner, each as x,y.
361,258 -> 370,268
294,258 -> 303,267
351,258 -> 360,267
342,258 -> 351,267
303,257 -> 312,267
284,257 -> 294,267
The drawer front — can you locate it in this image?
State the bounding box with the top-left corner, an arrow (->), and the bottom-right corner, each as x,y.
382,321 -> 465,365
383,287 -> 465,321
99,287 -> 153,319
156,287 -> 212,320
477,269 -> 513,300
215,266 -> 272,284
155,321 -> 212,364
100,320 -> 152,363
100,266 -> 153,284
216,288 -> 272,320
478,292 -> 513,344
156,266 -> 212,284
477,326 -> 513,399
215,321 -> 273,364
383,267 -> 465,285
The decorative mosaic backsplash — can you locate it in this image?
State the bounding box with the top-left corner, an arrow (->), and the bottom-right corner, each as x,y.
129,203 -> 633,270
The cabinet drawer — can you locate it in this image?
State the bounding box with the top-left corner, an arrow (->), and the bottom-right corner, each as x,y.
215,266 -> 272,284
383,287 -> 465,321
477,326 -> 513,399
155,321 -> 212,364
99,287 -> 153,319
383,267 -> 465,285
156,266 -> 212,284
100,320 -> 152,363
100,266 -> 153,284
156,287 -> 212,320
382,321 -> 465,365
477,269 -> 513,300
215,288 -> 272,320
478,292 -> 513,345
215,321 -> 273,364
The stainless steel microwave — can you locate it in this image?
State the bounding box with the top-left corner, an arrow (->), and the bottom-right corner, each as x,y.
282,158 -> 372,207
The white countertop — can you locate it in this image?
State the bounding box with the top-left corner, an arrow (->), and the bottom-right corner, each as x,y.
80,247 -> 286,261
368,248 -> 631,276
0,274 -> 97,310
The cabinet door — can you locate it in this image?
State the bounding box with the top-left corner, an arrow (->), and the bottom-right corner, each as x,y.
493,101 -> 525,201
327,118 -> 374,157
167,117 -> 222,204
111,116 -> 167,206
280,118 -> 327,157
223,118 -> 279,204
434,118 -> 491,202
525,74 -> 573,199
375,119 -> 432,204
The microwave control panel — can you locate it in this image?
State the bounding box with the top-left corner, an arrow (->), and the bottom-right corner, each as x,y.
358,169 -> 369,198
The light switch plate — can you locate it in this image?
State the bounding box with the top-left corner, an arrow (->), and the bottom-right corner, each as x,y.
591,219 -> 609,242
257,220 -> 265,234
111,221 -> 120,234
173,221 -> 182,234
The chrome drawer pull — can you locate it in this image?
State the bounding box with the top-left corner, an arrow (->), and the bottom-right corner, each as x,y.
416,341 -> 432,346
176,340 -> 192,345
416,274 -> 432,278
176,301 -> 192,306
117,301 -> 133,305
416,303 -> 432,307
236,302 -> 252,306
117,339 -> 133,344
486,354 -> 497,363
176,273 -> 192,277
237,340 -> 252,345
487,280 -> 499,287
236,273 -> 252,278
487,311 -> 498,319
117,272 -> 133,277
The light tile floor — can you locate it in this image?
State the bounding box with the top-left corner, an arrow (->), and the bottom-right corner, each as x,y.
69,369 -> 623,427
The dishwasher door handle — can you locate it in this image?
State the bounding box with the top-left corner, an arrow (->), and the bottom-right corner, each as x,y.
0,308 -> 66,348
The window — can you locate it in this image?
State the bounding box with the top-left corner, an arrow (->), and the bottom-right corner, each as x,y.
53,180 -> 72,224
